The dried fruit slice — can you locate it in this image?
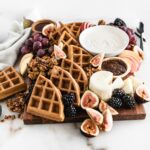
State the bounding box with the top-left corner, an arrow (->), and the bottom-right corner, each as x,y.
19,53 -> 33,75
99,109 -> 113,132
99,100 -> 118,115
90,52 -> 105,68
86,108 -> 103,125
135,84 -> 150,103
133,45 -> 144,60
53,45 -> 66,60
42,24 -> 55,36
81,90 -> 99,109
80,119 -> 99,137
119,50 -> 142,73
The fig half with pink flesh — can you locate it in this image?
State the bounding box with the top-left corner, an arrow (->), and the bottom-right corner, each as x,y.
81,90 -> 99,109
135,84 -> 150,103
80,119 -> 99,137
90,52 -> 105,68
99,100 -> 118,115
99,109 -> 113,132
42,24 -> 55,36
53,45 -> 66,60
86,108 -> 103,125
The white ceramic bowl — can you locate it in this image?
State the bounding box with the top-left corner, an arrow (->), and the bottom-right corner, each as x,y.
79,25 -> 129,57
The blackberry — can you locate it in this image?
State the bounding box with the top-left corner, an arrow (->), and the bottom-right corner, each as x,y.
114,18 -> 126,27
122,94 -> 136,108
112,89 -> 125,99
108,97 -> 123,108
62,93 -> 75,106
65,105 -> 77,117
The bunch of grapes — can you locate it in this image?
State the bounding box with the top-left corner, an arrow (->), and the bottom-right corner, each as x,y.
110,18 -> 137,50
119,26 -> 137,50
20,32 -> 50,57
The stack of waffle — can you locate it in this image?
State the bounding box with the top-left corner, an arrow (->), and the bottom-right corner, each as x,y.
27,22 -> 95,122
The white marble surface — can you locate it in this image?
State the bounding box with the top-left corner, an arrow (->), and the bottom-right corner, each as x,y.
0,0 -> 150,150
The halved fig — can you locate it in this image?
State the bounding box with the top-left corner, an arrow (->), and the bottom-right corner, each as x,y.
53,45 -> 66,60
42,24 -> 55,36
80,119 -> 99,137
99,109 -> 113,132
86,108 -> 103,125
90,52 -> 105,68
81,90 -> 99,109
135,84 -> 150,103
99,100 -> 118,115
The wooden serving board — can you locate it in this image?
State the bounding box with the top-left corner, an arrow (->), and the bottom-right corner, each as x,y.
23,104 -> 146,125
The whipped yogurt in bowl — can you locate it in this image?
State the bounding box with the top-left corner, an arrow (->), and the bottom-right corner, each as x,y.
79,25 -> 129,57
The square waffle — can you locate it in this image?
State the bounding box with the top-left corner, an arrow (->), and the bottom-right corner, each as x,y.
49,66 -> 80,106
66,22 -> 82,39
49,24 -> 73,45
58,31 -> 79,56
0,66 -> 27,100
27,75 -> 64,122
59,59 -> 88,95
68,45 -> 93,69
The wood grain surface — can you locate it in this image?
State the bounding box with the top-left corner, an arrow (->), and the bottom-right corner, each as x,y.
23,104 -> 146,124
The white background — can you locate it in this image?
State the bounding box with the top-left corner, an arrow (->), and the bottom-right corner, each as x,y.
0,0 -> 150,150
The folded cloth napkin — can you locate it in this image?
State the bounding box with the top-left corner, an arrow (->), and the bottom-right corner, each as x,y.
0,21 -> 31,71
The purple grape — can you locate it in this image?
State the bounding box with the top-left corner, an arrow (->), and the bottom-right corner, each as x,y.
21,46 -> 30,55
37,49 -> 46,57
126,44 -> 133,50
33,41 -> 42,51
33,33 -> 42,41
25,38 -> 33,47
129,35 -> 137,45
48,46 -> 54,54
32,32 -> 39,37
42,38 -> 49,47
119,26 -> 127,32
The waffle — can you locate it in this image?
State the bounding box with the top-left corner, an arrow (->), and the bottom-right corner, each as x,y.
58,31 -> 79,56
66,22 -> 82,39
27,75 -> 64,122
50,66 -> 80,106
59,59 -> 88,95
48,24 -> 73,45
0,66 -> 27,100
68,45 -> 93,69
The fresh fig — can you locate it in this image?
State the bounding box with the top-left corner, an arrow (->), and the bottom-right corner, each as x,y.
53,44 -> 66,60
99,100 -> 118,115
42,24 -> 55,36
135,84 -> 150,103
23,17 -> 33,29
99,109 -> 113,132
80,119 -> 99,137
81,90 -> 99,109
86,108 -> 103,125
90,52 -> 105,68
